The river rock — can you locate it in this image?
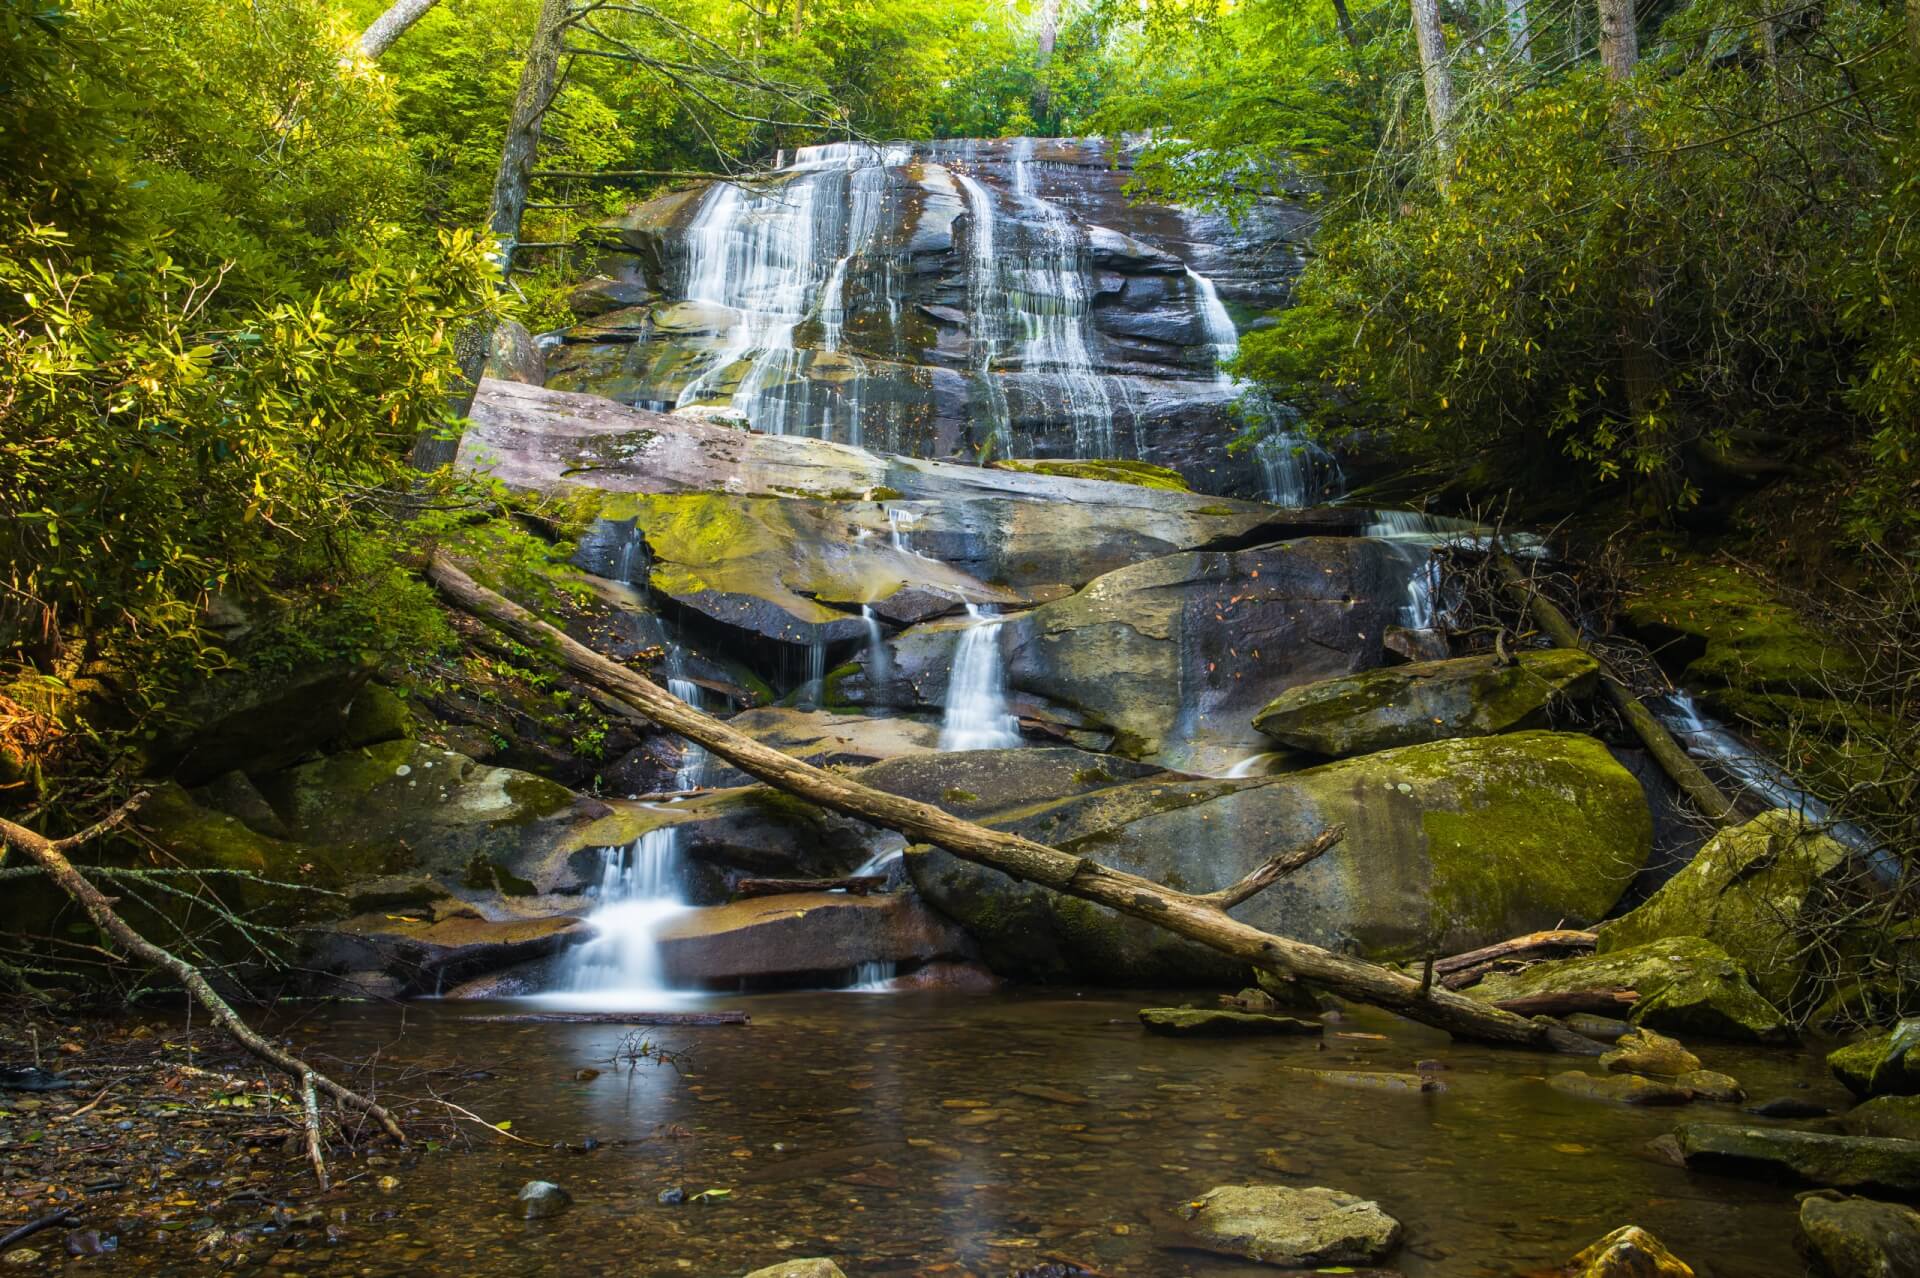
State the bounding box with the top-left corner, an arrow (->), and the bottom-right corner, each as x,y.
1798,1194 -> 1920,1278
1599,809 -> 1863,1009
910,731 -> 1649,984
654,891 -> 976,988
1830,1022 -> 1920,1098
1138,1008 -> 1324,1037
1601,1029 -> 1703,1077
318,910 -> 588,998
1469,936 -> 1791,1043
1565,1225 -> 1696,1277
517,1181 -> 572,1220
1843,1096 -> 1920,1142
1673,1124 -> 1920,1192
741,1261 -> 848,1278
1170,1185 -> 1402,1266
1549,1072 -> 1695,1107
1252,649 -> 1599,757
1675,1070 -> 1746,1103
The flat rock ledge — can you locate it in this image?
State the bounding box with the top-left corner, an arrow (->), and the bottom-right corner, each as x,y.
1170,1185 -> 1401,1267
1139,1008 -> 1324,1037
1674,1124 -> 1920,1193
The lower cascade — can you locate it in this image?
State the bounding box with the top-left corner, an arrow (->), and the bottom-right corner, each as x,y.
938,606 -> 1020,751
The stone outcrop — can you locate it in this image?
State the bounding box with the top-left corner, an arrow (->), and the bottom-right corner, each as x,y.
1252,649 -> 1600,757
909,732 -> 1650,983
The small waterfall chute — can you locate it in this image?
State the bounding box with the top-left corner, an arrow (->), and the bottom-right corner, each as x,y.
939,605 -> 1021,751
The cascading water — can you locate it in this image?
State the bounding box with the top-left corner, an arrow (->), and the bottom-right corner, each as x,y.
549,666 -> 707,1002
939,605 -> 1020,750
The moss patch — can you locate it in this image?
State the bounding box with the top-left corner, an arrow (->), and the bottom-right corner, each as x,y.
988,458 -> 1193,492
1624,557 -> 1853,697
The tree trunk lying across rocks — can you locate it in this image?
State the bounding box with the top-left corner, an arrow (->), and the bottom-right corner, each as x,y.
427,555 -> 1605,1053
1435,928 -> 1598,990
0,798 -> 407,1181
734,875 -> 887,899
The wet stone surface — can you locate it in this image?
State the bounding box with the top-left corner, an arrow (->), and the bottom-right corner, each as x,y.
9,991 -> 1859,1276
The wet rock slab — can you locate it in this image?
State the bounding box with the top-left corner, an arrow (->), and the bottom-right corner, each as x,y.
1168,1184 -> 1401,1266
1137,1008 -> 1324,1037
1674,1123 -> 1920,1192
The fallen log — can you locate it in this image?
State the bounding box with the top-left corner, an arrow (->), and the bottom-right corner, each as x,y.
1491,989 -> 1639,1018
1434,928 -> 1598,990
1496,551 -> 1736,825
427,555 -> 1603,1053
735,875 -> 886,899
0,798 -> 407,1176
461,1011 -> 750,1026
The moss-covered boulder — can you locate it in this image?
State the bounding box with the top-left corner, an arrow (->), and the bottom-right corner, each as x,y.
1623,557 -> 1850,698
1673,1124 -> 1920,1193
1828,1022 -> 1920,1098
1598,810 -> 1860,1009
1842,1095 -> 1920,1142
1469,936 -> 1792,1042
908,731 -> 1650,984
1252,649 -> 1599,757
1797,1195 -> 1920,1278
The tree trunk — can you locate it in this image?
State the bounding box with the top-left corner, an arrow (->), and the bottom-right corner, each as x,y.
1410,0 -> 1456,188
1597,0 -> 1637,77
1495,552 -> 1736,824
1031,0 -> 1064,125
426,554 -> 1603,1053
488,0 -> 572,274
0,799 -> 406,1158
357,0 -> 442,59
1505,0 -> 1532,63
1331,0 -> 1361,50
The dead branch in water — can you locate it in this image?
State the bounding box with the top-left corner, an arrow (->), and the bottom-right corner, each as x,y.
427,554 -> 1604,1053
0,796 -> 407,1182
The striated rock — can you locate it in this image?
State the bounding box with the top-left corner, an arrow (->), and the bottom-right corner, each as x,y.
1674,1124 -> 1920,1192
1470,936 -> 1791,1043
1566,1225 -> 1695,1277
1170,1185 -> 1401,1266
1601,1029 -> 1703,1078
1599,809 -> 1863,1009
910,732 -> 1649,984
1843,1095 -> 1920,1142
741,1261 -> 848,1278
1138,1008 -> 1323,1037
654,891 -> 976,988
1830,1022 -> 1920,1098
517,1181 -> 572,1220
1252,649 -> 1599,757
1549,1072 -> 1695,1107
1797,1194 -> 1920,1278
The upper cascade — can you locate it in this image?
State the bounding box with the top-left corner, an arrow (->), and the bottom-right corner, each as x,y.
547,136 -> 1317,501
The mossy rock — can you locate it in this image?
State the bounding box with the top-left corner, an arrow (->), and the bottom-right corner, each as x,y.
1828,1022 -> 1920,1098
1623,557 -> 1852,700
1674,1123 -> 1920,1193
989,458 -> 1193,492
339,683 -> 415,750
1470,935 -> 1792,1042
1252,649 -> 1599,757
1841,1095 -> 1920,1141
1598,810 -> 1860,1010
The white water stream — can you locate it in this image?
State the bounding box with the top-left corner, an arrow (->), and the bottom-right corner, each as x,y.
939,605 -> 1021,751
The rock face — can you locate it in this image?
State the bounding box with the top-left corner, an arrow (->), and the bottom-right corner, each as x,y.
1798,1195 -> 1920,1278
1673,1124 -> 1920,1193
544,137 -> 1314,500
1829,1022 -> 1920,1098
1599,809 -> 1861,1009
1170,1185 -> 1402,1266
1470,936 -> 1792,1043
909,731 -> 1649,983
1252,649 -> 1600,757
653,892 -> 977,988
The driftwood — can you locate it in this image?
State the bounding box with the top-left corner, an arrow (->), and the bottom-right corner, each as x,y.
0,797 -> 407,1185
427,555 -> 1603,1053
1435,928 -> 1598,990
1490,989 -> 1639,1018
462,1011 -> 750,1026
1496,551 -> 1736,824
735,875 -> 886,899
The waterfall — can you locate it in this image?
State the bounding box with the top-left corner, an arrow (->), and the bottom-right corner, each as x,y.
674,143 -> 908,439
860,604 -> 890,687
549,666 -> 706,1002
939,605 -> 1021,750
954,168 -> 1013,453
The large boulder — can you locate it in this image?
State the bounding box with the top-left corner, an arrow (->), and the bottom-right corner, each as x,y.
654,891 -> 975,988
1798,1195 -> 1920,1278
1469,936 -> 1792,1043
1829,1022 -> 1920,1098
312,905 -> 587,998
1252,649 -> 1599,757
1843,1096 -> 1920,1142
909,731 -> 1650,984
1673,1124 -> 1920,1193
1169,1185 -> 1401,1267
1599,810 -> 1862,1009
